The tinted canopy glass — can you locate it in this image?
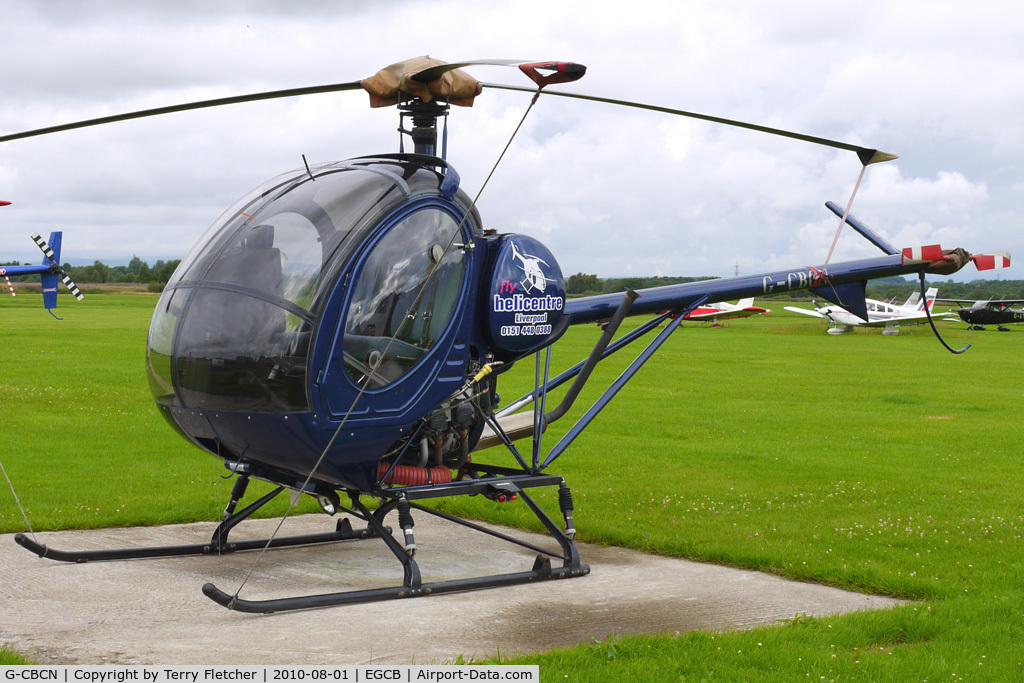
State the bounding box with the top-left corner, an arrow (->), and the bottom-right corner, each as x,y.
147,160 -> 425,413
343,208 -> 467,388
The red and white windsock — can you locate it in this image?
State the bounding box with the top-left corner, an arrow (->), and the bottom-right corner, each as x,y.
1,269 -> 14,297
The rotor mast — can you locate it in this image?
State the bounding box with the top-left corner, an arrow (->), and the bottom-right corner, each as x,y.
398,99 -> 450,157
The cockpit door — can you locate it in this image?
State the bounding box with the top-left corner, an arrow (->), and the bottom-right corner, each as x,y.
313,202 -> 473,423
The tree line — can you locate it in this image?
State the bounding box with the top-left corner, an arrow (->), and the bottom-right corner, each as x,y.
566,273 -> 718,295
1,255 -> 181,285
856,276 -> 1024,302
566,272 -> 1024,301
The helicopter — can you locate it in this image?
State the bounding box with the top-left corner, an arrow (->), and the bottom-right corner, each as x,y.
0,226 -> 84,316
0,56 -> 1005,613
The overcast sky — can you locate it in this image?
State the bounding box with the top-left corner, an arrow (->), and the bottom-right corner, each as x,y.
1,0 -> 1020,282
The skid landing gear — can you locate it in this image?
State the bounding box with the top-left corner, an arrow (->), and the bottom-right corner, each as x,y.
202,471 -> 589,613
14,475 -> 377,563
15,468 -> 588,612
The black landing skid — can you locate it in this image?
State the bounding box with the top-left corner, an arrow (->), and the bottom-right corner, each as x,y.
14,474 -> 376,563
14,468 -> 587,613
202,469 -> 588,613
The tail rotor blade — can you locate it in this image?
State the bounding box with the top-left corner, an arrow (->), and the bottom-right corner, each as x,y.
61,274 -> 84,301
30,232 -> 57,263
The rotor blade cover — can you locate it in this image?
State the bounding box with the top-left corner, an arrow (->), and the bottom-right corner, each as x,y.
923,248 -> 972,276
361,56 -> 483,107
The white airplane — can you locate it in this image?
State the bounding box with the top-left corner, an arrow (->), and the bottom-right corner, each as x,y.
784,287 -> 951,335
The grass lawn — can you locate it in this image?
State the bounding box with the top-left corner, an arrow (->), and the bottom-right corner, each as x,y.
0,644 -> 32,665
1,292 -> 1022,679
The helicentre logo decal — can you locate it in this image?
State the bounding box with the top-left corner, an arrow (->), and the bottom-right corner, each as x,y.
493,241 -> 563,339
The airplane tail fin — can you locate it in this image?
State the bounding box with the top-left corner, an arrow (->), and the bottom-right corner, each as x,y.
902,287 -> 937,311
736,297 -> 754,309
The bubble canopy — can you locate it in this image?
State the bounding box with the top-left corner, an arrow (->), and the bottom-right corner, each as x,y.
146,157 -> 474,419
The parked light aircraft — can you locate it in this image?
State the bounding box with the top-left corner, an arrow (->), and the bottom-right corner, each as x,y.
936,298 -> 1024,331
784,288 -> 950,335
684,298 -> 770,326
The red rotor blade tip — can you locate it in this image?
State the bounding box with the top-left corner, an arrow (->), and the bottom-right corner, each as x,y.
519,62 -> 587,89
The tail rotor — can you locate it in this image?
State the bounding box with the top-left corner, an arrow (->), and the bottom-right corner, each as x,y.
30,232 -> 84,319
30,232 -> 84,301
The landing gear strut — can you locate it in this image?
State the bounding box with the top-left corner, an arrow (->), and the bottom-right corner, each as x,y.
202,469 -> 588,613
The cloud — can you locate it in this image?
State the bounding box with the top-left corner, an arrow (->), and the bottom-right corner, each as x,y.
1,0 -> 1020,281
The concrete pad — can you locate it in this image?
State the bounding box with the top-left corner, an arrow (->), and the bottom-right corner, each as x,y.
1,514 -> 900,664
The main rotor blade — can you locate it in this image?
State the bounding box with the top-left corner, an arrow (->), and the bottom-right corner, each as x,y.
0,81 -> 363,144
481,82 -> 897,166
410,59 -> 529,83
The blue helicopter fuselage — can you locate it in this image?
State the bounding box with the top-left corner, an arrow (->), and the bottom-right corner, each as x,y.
147,155 -> 569,493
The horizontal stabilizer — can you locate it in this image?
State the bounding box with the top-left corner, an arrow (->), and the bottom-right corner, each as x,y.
811,280 -> 868,321
784,306 -> 826,319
